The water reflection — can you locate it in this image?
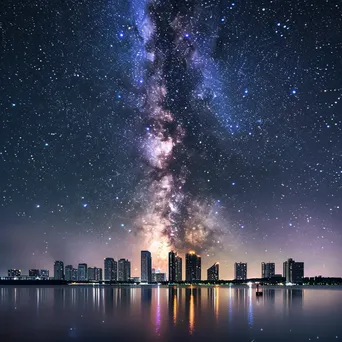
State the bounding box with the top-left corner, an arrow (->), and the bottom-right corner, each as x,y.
185,287 -> 201,334
284,288 -> 303,311
155,286 -> 161,335
168,287 -> 178,325
264,288 -> 275,303
207,287 -> 220,320
247,286 -> 253,327
0,286 -> 341,342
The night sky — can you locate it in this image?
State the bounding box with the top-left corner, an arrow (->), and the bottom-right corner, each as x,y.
1,0 -> 341,279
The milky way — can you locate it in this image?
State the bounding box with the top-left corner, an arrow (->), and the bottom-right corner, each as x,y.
132,0 -> 231,264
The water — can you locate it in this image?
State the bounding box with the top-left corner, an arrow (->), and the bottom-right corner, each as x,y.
0,286 -> 341,341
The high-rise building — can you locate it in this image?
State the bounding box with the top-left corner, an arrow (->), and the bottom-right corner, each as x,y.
88,267 -> 95,281
141,251 -> 152,283
78,263 -> 88,281
118,259 -> 131,281
87,267 -> 102,281
169,251 -> 183,282
175,256 -> 182,281
71,268 -> 78,281
40,270 -> 49,279
8,269 -> 21,277
235,262 -> 247,280
94,267 -> 102,281
29,269 -> 40,278
283,258 -> 304,283
186,251 -> 201,282
65,265 -> 73,281
169,251 -> 177,282
54,261 -> 64,280
261,262 -> 275,278
104,258 -> 117,281
207,262 -> 219,281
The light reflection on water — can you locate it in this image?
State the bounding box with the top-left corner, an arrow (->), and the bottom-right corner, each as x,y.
0,286 -> 341,342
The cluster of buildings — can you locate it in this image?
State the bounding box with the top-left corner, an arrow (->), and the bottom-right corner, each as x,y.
5,251 -> 304,284
233,259 -> 305,284
53,258 -> 132,282
7,268 -> 50,280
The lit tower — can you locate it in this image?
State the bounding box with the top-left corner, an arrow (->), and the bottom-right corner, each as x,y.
186,251 -> 201,282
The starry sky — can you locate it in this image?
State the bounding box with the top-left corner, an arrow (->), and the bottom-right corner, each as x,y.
0,0 -> 341,279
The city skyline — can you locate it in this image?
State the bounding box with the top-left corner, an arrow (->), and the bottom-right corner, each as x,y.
3,251 -> 310,282
2,247 -> 322,279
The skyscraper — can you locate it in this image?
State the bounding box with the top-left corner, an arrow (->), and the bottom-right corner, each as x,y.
65,265 -> 73,281
283,258 -> 304,283
141,250 -> 152,283
186,251 -> 201,282
176,255 -> 182,281
94,267 -> 102,281
104,258 -> 117,281
87,267 -> 102,281
235,262 -> 247,280
54,261 -> 64,280
88,267 -> 95,281
207,262 -> 219,281
169,251 -> 182,282
118,259 -> 131,281
261,262 -> 275,278
71,268 -> 78,281
78,263 -> 88,281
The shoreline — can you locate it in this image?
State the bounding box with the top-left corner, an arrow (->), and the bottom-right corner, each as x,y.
1,280 -> 342,288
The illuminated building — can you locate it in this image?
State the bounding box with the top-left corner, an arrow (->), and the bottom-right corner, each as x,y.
8,269 -> 21,277
40,270 -> 49,279
88,267 -> 102,281
104,258 -> 117,281
235,262 -> 247,280
54,261 -> 64,280
186,251 -> 201,282
261,262 -> 275,278
207,262 -> 219,281
29,269 -> 40,278
118,259 -> 131,281
77,263 -> 88,281
88,267 -> 95,281
169,251 -> 183,282
152,268 -> 166,282
71,268 -> 78,281
155,272 -> 166,282
176,256 -> 182,281
65,265 -> 73,281
283,258 -> 304,283
94,267 -> 102,281
141,250 -> 152,283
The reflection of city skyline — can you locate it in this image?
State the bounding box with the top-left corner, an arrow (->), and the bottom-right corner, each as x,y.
283,289 -> 303,310
0,285 -> 328,338
0,285 -> 304,326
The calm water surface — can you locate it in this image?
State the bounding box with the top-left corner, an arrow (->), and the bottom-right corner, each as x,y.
0,286 -> 341,341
